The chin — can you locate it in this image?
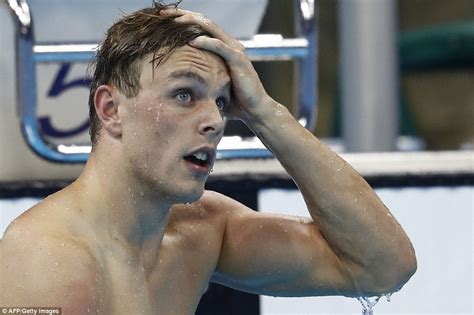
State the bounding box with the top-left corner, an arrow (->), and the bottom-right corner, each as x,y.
169,184 -> 205,205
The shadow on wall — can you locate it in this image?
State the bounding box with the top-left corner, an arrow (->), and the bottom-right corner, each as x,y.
256,0 -> 474,150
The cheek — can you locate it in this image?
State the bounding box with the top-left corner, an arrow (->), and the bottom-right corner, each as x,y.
147,101 -> 165,125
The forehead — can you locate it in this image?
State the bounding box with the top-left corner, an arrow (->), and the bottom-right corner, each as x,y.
140,45 -> 229,86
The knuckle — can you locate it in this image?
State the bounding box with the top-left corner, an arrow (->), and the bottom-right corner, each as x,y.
233,48 -> 246,59
192,13 -> 211,24
228,49 -> 247,64
235,41 -> 245,51
215,40 -> 226,50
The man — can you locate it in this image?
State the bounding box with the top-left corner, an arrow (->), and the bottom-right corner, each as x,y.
1,3 -> 416,314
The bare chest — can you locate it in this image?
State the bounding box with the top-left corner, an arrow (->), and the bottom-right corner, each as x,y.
95,227 -> 221,314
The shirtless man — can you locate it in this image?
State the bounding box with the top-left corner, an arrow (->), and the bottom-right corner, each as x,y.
1,4 -> 416,314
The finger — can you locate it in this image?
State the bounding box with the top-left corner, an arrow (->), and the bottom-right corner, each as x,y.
176,15 -> 234,46
160,8 -> 209,20
189,36 -> 244,64
160,7 -> 195,16
162,9 -> 242,50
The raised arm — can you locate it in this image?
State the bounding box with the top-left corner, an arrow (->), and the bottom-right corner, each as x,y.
165,8 -> 417,297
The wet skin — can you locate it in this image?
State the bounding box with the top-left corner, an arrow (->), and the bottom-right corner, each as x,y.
1,47 -> 233,314
1,8 -> 416,315
116,44 -> 230,203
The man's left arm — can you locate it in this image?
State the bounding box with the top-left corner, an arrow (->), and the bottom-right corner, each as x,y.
167,8 -> 417,297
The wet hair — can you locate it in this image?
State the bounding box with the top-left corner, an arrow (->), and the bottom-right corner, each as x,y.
88,1 -> 208,145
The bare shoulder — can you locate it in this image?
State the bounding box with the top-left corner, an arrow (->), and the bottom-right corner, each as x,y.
1,215 -> 103,312
170,190 -> 251,223
166,190 -> 252,254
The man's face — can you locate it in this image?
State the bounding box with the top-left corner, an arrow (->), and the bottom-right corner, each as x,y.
117,45 -> 230,203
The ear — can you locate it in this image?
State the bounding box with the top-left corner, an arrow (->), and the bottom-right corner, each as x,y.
94,85 -> 122,139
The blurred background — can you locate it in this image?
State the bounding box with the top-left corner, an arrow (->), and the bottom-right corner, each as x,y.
256,0 -> 473,151
1,1 -> 473,314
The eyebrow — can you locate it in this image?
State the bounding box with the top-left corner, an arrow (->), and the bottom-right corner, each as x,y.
167,70 -> 232,94
166,70 -> 208,85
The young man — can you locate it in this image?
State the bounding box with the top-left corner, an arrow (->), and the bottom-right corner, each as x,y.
1,4 -> 416,314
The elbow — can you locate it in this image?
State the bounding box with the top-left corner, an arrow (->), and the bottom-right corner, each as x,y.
352,246 -> 417,297
396,247 -> 417,289
371,246 -> 418,295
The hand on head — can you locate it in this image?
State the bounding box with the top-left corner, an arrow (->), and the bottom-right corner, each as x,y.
160,8 -> 276,125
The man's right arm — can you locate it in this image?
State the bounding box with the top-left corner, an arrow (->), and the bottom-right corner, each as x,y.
1,228 -> 102,314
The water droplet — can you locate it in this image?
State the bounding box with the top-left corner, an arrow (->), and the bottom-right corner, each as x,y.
259,225 -> 263,229
336,163 -> 345,172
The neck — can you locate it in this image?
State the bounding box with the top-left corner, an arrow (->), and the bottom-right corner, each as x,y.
74,143 -> 173,251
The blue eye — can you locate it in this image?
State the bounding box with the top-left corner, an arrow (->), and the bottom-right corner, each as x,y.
175,90 -> 191,103
216,97 -> 228,111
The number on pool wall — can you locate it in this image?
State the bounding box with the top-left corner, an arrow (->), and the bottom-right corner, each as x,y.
39,63 -> 91,138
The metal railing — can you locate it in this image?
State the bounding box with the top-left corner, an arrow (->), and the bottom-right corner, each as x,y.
8,0 -> 317,163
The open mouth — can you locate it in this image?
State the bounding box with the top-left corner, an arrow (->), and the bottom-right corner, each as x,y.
183,150 -> 213,171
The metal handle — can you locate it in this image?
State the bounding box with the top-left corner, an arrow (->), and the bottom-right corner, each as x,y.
7,0 -> 31,34
11,0 -> 317,163
299,0 -> 315,22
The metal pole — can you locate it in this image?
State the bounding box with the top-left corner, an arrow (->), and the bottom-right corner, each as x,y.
339,0 -> 399,152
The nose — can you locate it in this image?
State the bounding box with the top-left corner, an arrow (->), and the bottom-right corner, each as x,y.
198,100 -> 226,138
